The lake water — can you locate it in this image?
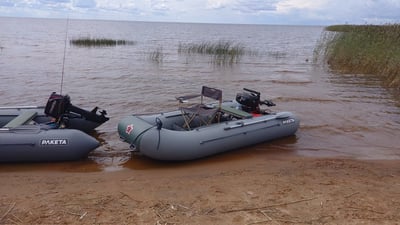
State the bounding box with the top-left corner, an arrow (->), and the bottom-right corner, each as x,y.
1,17 -> 399,171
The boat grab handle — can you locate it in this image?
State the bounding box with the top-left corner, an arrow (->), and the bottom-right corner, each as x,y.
224,117 -> 275,130
129,143 -> 137,152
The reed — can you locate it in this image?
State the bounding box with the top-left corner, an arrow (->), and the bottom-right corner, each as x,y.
70,38 -> 136,47
178,41 -> 245,65
315,24 -> 400,87
148,47 -> 164,63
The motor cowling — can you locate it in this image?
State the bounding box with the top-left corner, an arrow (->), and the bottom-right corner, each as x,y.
44,92 -> 71,120
236,92 -> 260,113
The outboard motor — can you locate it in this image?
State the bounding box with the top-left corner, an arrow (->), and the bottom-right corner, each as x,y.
44,92 -> 109,130
236,89 -> 260,113
236,88 -> 275,114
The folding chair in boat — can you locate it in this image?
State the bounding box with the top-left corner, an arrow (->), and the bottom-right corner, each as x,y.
177,86 -> 222,130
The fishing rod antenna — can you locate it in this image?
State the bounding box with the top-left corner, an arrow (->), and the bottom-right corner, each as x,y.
60,17 -> 69,95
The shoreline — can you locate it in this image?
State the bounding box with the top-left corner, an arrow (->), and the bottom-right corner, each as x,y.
1,155 -> 399,224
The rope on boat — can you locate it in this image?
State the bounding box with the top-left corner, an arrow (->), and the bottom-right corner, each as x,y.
156,117 -> 162,150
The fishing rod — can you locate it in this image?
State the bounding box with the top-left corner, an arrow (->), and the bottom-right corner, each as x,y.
60,17 -> 69,95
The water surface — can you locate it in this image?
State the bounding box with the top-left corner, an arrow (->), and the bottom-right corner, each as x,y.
1,17 -> 399,171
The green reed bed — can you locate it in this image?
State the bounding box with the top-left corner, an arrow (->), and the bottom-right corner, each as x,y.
178,41 -> 245,65
70,38 -> 136,47
315,24 -> 400,87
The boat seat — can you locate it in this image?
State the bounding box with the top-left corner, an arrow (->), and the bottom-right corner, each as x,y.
4,111 -> 38,128
178,86 -> 222,130
220,105 -> 252,119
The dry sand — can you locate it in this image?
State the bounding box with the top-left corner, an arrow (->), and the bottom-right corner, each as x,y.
1,154 -> 399,225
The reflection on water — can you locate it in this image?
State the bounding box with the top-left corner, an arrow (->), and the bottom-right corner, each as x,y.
0,17 -> 399,172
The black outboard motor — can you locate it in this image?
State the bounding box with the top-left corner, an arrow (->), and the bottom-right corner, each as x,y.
236,88 -> 275,114
236,89 -> 260,113
44,92 -> 109,130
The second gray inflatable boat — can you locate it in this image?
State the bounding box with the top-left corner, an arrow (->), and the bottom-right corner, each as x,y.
118,87 -> 300,161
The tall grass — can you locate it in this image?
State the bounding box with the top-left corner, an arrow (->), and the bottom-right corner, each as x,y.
178,41 -> 245,65
148,47 -> 164,63
315,24 -> 400,87
70,38 -> 136,47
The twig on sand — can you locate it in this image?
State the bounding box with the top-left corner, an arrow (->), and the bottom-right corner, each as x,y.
62,210 -> 88,220
176,204 -> 190,210
10,213 -> 23,224
247,220 -> 273,225
257,209 -> 280,225
344,192 -> 360,198
204,208 -> 216,215
0,202 -> 16,222
221,197 -> 318,213
79,211 -> 88,220
154,210 -> 166,221
119,191 -> 142,204
119,191 -> 135,200
348,206 -> 384,214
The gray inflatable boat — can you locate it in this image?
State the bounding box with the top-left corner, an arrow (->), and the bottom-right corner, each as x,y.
0,92 -> 108,162
0,111 -> 99,162
0,92 -> 109,133
118,87 -> 299,161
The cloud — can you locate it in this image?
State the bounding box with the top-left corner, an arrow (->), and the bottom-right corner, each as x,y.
150,0 -> 169,11
95,0 -> 137,11
206,0 -> 278,13
206,0 -> 234,9
334,0 -> 400,23
35,0 -> 71,9
234,0 -> 278,13
73,0 -> 96,9
359,0 -> 400,23
276,0 -> 325,12
1,0 -> 400,25
0,0 -> 15,7
272,0 -> 400,24
39,0 -> 70,4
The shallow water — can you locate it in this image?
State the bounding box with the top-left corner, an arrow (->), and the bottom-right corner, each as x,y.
0,17 -> 399,171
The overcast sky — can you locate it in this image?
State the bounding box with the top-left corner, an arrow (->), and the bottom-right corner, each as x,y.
1,0 -> 400,25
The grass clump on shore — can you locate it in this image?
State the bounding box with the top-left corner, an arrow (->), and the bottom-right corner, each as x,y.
70,38 -> 136,47
315,24 -> 400,87
178,41 -> 245,65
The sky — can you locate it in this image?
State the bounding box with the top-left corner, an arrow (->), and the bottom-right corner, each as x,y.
1,0 -> 400,25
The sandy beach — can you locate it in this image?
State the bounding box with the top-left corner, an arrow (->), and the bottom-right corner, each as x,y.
1,154 -> 399,225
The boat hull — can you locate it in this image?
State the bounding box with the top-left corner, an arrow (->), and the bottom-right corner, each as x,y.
0,125 -> 99,162
118,110 -> 299,161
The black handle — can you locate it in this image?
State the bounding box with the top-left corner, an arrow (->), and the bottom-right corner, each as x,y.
243,88 -> 260,96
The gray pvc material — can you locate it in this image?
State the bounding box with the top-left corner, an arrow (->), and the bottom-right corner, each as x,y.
0,125 -> 99,162
118,109 -> 300,161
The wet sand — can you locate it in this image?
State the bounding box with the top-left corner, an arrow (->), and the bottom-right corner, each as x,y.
1,155 -> 399,224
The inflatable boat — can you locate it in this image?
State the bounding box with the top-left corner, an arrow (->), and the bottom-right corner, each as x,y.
118,87 -> 299,161
0,92 -> 109,133
0,92 -> 108,162
0,111 -> 99,162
